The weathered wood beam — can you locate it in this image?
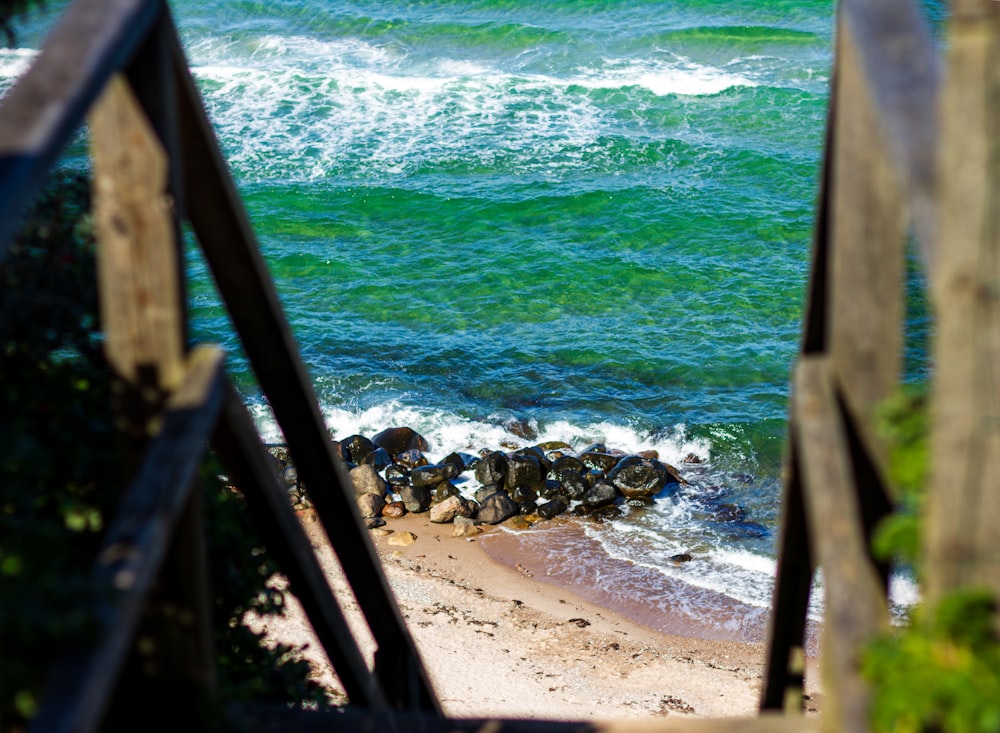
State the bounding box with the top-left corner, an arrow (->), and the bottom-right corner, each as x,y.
828,8 -> 907,476
31,346 -> 225,733
0,0 -> 163,252
840,0 -> 940,267
794,356 -> 888,733
925,2 -> 1000,604
165,26 -> 440,713
213,383 -> 389,710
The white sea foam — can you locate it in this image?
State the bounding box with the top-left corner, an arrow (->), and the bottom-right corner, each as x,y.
0,48 -> 37,83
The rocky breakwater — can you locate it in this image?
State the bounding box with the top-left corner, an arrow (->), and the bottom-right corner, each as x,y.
269,426 -> 689,538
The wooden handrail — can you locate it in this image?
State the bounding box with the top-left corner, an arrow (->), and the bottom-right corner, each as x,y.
31,346 -> 226,733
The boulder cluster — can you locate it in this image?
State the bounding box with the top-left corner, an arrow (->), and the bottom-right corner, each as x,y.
269,426 -> 689,534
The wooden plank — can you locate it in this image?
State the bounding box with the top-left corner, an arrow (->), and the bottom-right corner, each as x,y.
794,356 -> 888,733
90,72 -> 184,427
213,383 -> 389,709
840,0 -> 939,264
228,707 -> 818,733
827,8 -> 906,483
925,5 -> 1000,603
31,346 -> 225,733
165,27 -> 440,713
760,434 -> 813,713
0,0 -> 163,252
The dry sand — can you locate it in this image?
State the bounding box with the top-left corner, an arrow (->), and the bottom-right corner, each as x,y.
249,510 -> 821,722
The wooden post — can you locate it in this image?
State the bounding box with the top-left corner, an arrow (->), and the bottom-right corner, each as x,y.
90,71 -> 215,727
795,356 -> 889,733
925,1 -> 1000,603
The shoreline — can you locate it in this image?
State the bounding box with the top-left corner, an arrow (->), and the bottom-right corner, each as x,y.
255,510 -> 821,720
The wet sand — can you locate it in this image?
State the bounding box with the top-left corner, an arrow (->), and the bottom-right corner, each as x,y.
252,510 -> 822,721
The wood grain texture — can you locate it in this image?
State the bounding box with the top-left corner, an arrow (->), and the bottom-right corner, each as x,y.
90,73 -> 183,399
794,356 -> 888,733
926,5 -> 1000,603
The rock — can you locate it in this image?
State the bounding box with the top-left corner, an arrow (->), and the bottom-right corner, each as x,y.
370,527 -> 393,537
509,483 -> 538,505
372,427 -> 429,457
579,451 -> 620,473
504,417 -> 537,440
453,516 -> 482,537
430,495 -> 474,524
664,462 -> 689,485
398,484 -> 432,513
549,455 -> 584,479
474,486 -> 498,504
350,464 -> 386,497
357,492 -> 386,518
537,440 -> 573,452
366,447 -> 392,472
683,452 -> 703,464
507,515 -> 534,530
365,517 -> 386,530
397,449 -> 429,469
340,434 -> 375,465
607,456 -> 674,499
505,453 -> 543,492
515,445 -> 550,473
477,491 -> 519,525
384,464 -> 410,487
382,501 -> 407,519
431,482 -> 460,503
670,553 -> 693,563
475,451 -> 508,488
388,531 -> 417,547
579,442 -> 608,454
638,449 -> 660,460
537,498 -> 567,519
581,480 -> 617,509
411,463 -> 459,488
626,496 -> 655,507
282,465 -> 298,487
443,451 -> 476,474
516,499 -> 538,515
555,470 -> 588,500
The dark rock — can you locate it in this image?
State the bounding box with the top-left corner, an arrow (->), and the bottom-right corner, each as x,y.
366,447 -> 392,472
382,501 -> 407,519
579,451 -> 620,473
514,446 -> 550,473
581,480 -> 618,509
365,517 -> 386,530
588,504 -> 623,521
670,553 -> 693,563
350,464 -> 386,497
282,465 -> 298,487
517,499 -> 538,515
556,471 -> 588,500
398,484 -> 431,513
477,491 -> 519,525
372,426 -> 429,457
539,479 -> 563,499
626,496 -> 655,508
430,481 -> 460,503
504,417 -> 537,440
664,462 -> 688,485
384,464 -> 410,487
357,493 -> 386,518
638,449 -> 660,460
509,484 -> 538,505
475,451 -> 507,488
474,486 -> 498,505
583,469 -> 604,488
683,452 -> 703,464
580,442 -> 608,454
607,455 -> 674,499
442,451 -> 473,475
537,498 -> 567,520
549,455 -> 584,479
505,454 -> 543,492
397,449 -> 429,469
411,463 -> 459,488
340,434 -> 375,465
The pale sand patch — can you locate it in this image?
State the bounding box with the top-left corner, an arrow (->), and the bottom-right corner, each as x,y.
250,510 -> 821,721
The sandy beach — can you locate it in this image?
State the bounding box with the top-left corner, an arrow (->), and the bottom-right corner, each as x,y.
249,509 -> 821,722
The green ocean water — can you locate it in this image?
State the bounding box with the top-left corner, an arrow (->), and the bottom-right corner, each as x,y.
5,0 -> 939,626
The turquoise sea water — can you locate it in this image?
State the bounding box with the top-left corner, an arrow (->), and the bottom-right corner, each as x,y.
5,0 -> 926,634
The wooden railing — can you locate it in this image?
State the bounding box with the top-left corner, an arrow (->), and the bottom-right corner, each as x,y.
761,1 -> 1000,732
2,0 -> 997,730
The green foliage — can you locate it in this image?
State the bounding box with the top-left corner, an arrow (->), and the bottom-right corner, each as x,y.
864,591 -> 1000,733
1,172 -> 334,731
865,387 -> 1000,732
872,386 -> 929,569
